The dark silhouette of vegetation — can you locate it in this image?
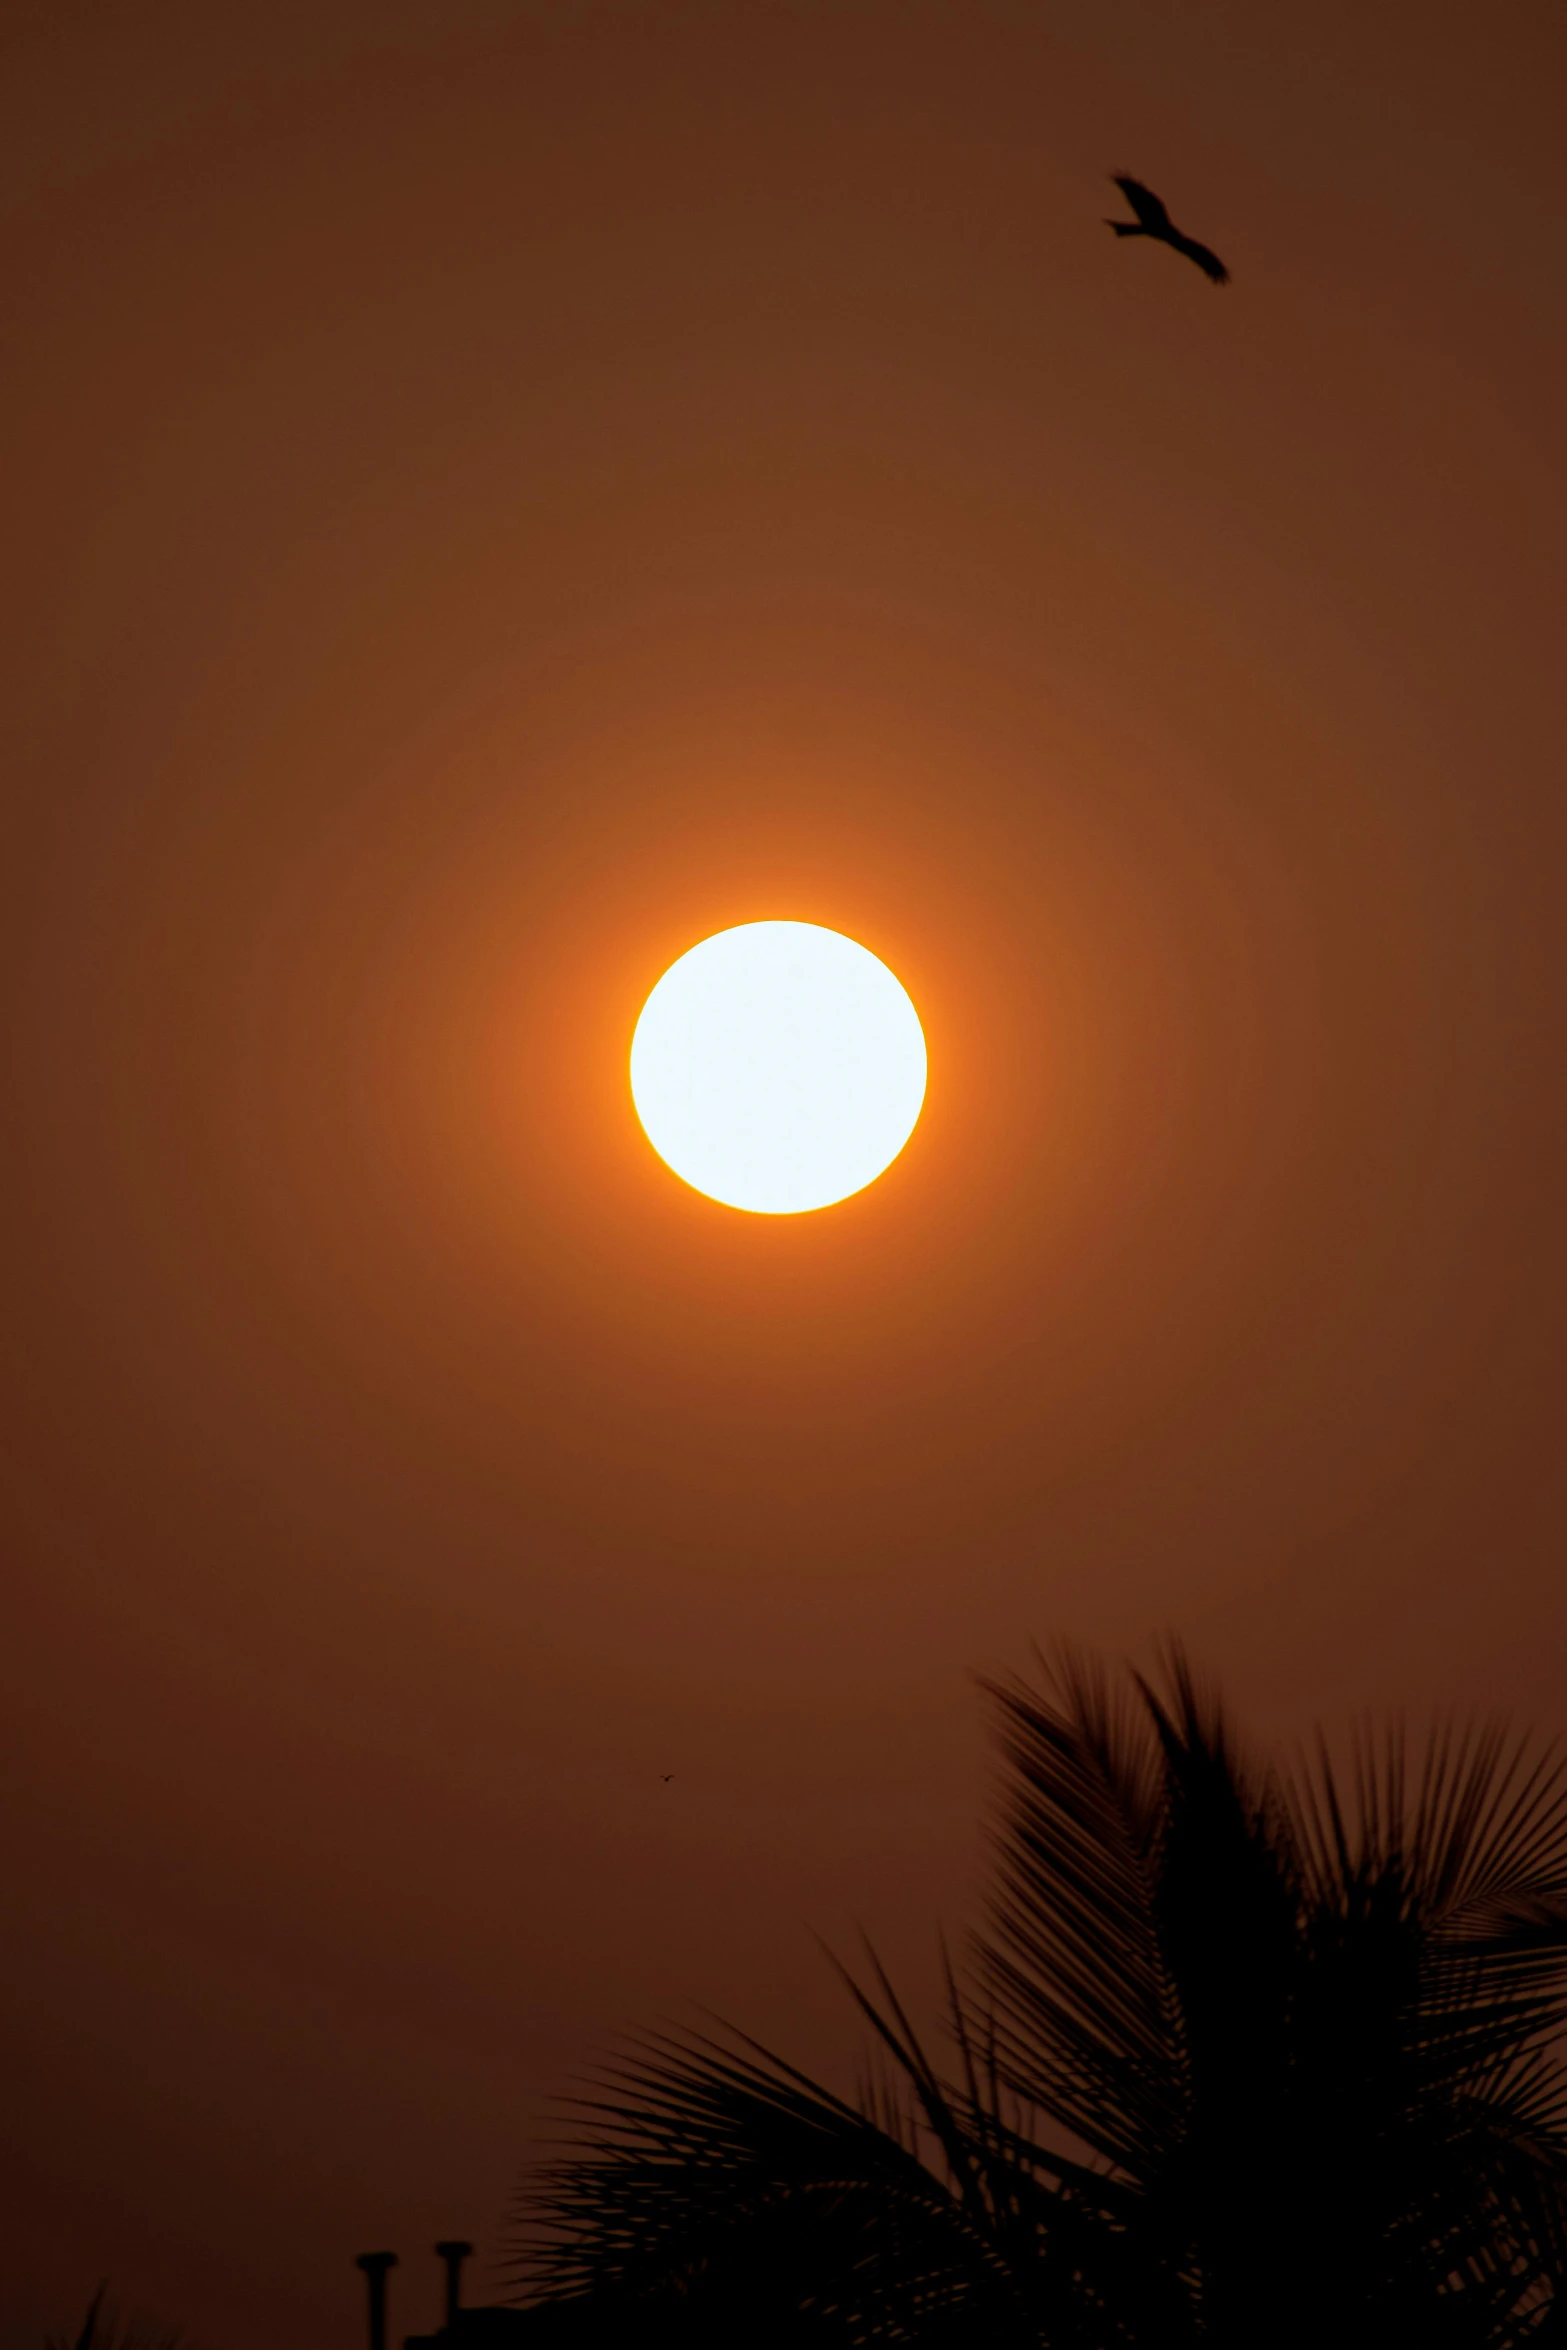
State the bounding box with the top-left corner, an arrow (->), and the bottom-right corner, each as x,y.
514,1650 -> 1567,2345
46,2286 -> 190,2350
1105,178 -> 1230,284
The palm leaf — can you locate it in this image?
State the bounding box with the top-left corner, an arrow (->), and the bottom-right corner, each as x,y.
47,2292 -> 191,2350
517,1643 -> 1567,2347
974,1646 -> 1186,2174
514,2022 -> 1039,2345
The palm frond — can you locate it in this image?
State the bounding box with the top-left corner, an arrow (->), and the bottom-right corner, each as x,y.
518,1643 -> 1567,2347
974,1645 -> 1186,2174
47,2292 -> 190,2350
513,2023 -> 1037,2345
1288,1719 -> 1567,2131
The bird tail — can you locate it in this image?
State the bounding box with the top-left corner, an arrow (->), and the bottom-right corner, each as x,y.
1105,220 -> 1145,237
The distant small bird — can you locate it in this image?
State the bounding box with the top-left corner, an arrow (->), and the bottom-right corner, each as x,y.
1105,175 -> 1229,285
660,1773 -> 675,1783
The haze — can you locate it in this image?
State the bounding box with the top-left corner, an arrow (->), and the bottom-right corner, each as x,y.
3,4 -> 1565,2345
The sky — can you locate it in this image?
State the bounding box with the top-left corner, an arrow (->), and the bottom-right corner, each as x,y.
3,2 -> 1566,2342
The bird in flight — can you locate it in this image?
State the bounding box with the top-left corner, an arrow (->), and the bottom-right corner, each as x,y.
1105,176 -> 1229,284
660,1773 -> 675,1783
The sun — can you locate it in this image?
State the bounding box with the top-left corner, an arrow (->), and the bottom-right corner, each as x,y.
630,921 -> 928,1214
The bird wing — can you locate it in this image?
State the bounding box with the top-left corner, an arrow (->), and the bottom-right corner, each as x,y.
1111,175 -> 1171,231
1172,233 -> 1230,284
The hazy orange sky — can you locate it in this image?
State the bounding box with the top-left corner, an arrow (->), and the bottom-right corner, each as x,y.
4,4 -> 1566,2343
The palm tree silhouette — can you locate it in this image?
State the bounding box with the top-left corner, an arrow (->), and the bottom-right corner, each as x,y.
47,2286 -> 191,2350
516,1650 -> 1567,2345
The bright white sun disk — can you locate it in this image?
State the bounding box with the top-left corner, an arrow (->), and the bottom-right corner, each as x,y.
630,921 -> 927,1214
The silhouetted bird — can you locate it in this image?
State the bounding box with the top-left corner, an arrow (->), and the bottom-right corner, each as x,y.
660,1773 -> 674,1783
1106,174 -> 1229,283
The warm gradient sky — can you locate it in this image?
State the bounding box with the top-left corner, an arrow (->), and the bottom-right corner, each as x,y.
4,3 -> 1566,2343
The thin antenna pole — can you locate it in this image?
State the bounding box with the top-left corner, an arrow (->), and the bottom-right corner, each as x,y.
434,2242 -> 473,2331
355,2252 -> 398,2350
